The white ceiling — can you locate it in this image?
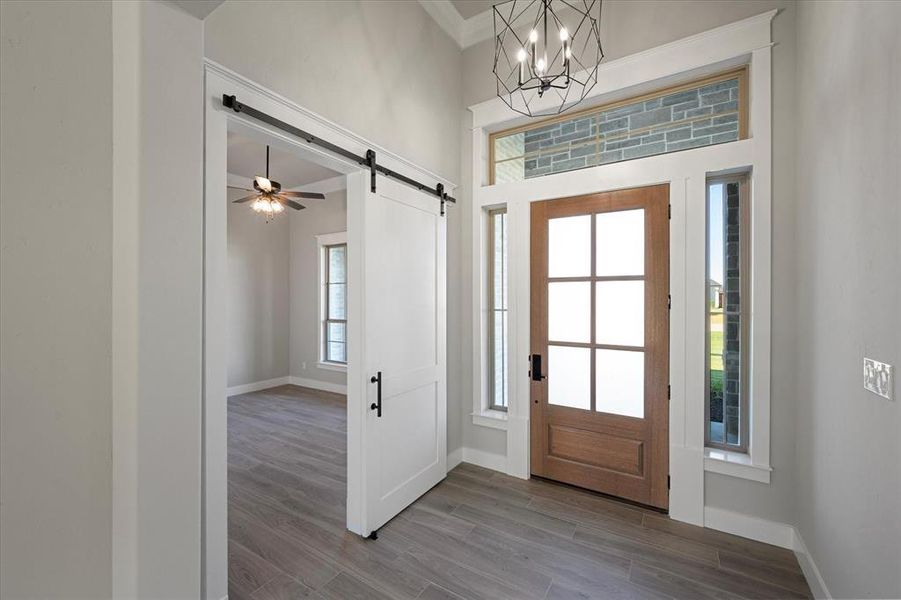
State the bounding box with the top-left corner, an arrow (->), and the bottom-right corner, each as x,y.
450,0 -> 496,19
227,132 -> 341,190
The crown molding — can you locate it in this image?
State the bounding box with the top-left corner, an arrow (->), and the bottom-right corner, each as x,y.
419,0 -> 495,49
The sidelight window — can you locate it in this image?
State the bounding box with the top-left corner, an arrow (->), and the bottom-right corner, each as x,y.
706,177 -> 749,452
487,208 -> 508,410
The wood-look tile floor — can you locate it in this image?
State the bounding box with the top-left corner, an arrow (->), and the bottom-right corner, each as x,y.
228,385 -> 811,600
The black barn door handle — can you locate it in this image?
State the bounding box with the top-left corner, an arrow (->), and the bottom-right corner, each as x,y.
370,371 -> 382,417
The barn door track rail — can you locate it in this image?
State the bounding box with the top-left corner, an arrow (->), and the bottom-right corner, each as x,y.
222,94 -> 456,215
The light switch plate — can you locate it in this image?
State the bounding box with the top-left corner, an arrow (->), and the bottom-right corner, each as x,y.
863,358 -> 893,400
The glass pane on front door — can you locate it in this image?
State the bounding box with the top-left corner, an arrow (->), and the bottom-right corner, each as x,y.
549,282 -> 591,343
595,280 -> 644,347
548,215 -> 591,277
596,210 -> 645,276
596,349 -> 644,417
548,345 -> 591,409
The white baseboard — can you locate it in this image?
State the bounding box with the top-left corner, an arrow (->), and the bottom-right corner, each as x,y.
703,506 -> 795,549
227,375 -> 347,396
792,527 -> 832,599
461,447 -> 506,473
289,375 -> 347,395
226,376 -> 291,396
446,447 -> 463,471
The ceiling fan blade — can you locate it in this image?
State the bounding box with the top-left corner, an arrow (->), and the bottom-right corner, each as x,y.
232,193 -> 259,204
227,185 -> 252,191
280,191 -> 326,200
282,199 -> 306,211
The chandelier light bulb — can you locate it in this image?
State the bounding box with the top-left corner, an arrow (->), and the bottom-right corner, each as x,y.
536,57 -> 546,73
517,48 -> 527,62
529,29 -> 538,43
559,27 -> 568,41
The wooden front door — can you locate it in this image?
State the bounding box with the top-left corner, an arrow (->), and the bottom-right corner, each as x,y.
529,184 -> 669,509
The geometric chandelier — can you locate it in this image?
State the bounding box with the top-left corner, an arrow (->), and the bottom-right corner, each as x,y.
493,0 -> 604,118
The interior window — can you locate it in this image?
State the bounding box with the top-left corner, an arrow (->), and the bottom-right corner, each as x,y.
706,178 -> 749,451
324,243 -> 347,364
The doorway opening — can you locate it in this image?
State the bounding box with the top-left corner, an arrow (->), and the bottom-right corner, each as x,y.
529,184 -> 670,510
225,132 -> 351,596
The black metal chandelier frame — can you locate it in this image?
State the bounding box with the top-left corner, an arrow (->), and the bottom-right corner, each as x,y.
493,0 -> 604,117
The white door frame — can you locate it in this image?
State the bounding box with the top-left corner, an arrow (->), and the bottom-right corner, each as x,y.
201,60 -> 456,600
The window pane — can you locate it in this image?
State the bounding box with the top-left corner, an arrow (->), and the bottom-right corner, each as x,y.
548,282 -> 590,343
548,345 -> 590,410
596,210 -> 644,276
327,321 -> 346,343
492,212 -> 507,310
328,245 -> 346,283
494,132 -> 524,161
492,309 -> 507,408
492,75 -> 742,183
327,342 -> 346,363
596,349 -> 644,418
707,181 -> 743,448
548,215 -> 591,277
328,283 -> 346,319
595,281 -> 644,347
488,209 -> 508,410
495,157 -> 524,183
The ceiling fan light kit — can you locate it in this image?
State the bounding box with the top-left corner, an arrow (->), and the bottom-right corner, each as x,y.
229,145 -> 326,222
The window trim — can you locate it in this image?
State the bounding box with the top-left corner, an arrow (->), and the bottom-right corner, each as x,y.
704,175 -> 750,453
487,207 -> 508,412
317,231 -> 347,368
488,67 -> 749,185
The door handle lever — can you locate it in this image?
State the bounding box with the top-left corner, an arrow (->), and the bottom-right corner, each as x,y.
370,371 -> 382,417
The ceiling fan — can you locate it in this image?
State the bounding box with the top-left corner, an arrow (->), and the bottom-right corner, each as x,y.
228,145 -> 325,219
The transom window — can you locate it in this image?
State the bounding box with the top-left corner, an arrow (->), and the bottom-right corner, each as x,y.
323,242 -> 347,364
487,208 -> 508,411
491,69 -> 747,184
706,177 -> 749,452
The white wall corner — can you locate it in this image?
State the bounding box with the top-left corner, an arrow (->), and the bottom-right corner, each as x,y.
792,528 -> 833,600
447,447 -> 463,471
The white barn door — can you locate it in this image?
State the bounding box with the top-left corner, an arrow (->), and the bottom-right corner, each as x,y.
353,174 -> 446,535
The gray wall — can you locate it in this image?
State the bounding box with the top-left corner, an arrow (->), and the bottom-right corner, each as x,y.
794,2 -> 901,597
0,2 -> 113,597
289,190 -> 348,387
461,0 -> 800,526
205,1 -> 462,184
227,189 -> 291,388
131,2 -> 204,596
